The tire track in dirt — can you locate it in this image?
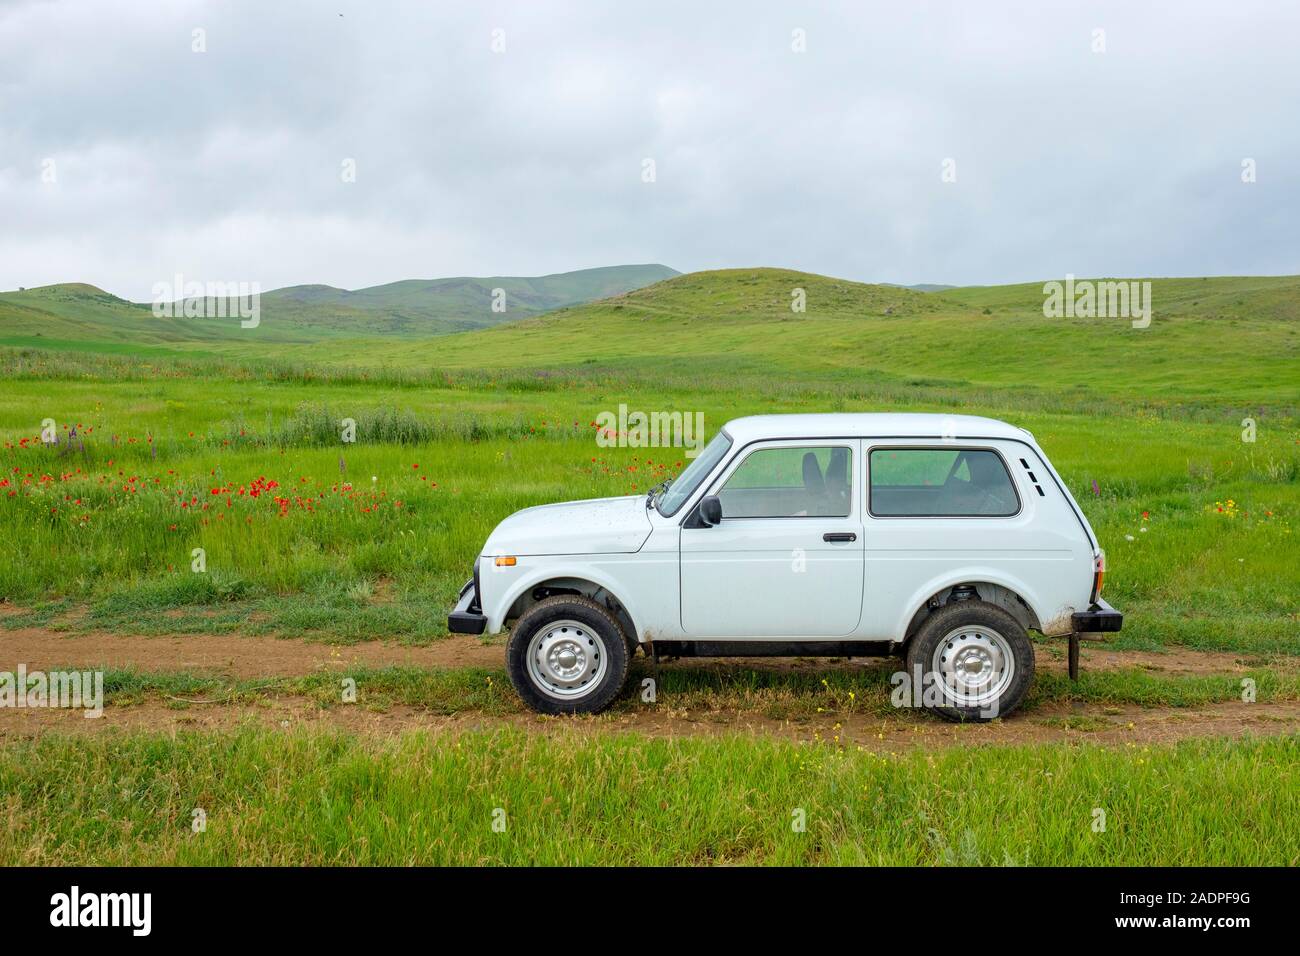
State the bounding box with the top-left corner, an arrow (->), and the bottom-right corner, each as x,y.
2,693 -> 1297,751
0,627 -> 1281,678
1,627 -> 1295,750
0,628 -> 506,677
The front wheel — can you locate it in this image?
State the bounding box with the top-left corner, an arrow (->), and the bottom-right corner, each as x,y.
904,600 -> 1035,722
507,595 -> 631,715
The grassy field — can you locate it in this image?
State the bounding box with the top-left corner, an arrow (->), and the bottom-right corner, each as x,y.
0,274 -> 1295,651
7,270 -> 1296,405
20,657 -> 1297,717
2,727 -> 1295,865
0,266 -> 1296,865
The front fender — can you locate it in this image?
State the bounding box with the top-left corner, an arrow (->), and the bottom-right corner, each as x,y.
482,558 -> 645,639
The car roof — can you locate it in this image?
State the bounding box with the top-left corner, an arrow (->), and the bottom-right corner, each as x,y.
720,413 -> 1034,445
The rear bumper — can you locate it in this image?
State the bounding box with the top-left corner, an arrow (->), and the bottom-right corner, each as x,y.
447,567 -> 487,635
1071,598 -> 1123,633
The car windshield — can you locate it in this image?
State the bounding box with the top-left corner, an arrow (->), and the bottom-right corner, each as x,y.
655,431 -> 732,517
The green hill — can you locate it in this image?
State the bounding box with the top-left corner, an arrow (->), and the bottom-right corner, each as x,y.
0,264 -> 679,345
935,274 -> 1300,322
0,283 -> 313,348
377,268 -> 1294,404
259,263 -> 681,333
2,266 -> 1296,408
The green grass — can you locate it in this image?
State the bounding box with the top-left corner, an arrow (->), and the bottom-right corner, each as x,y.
1,727 -> 1295,865
1,265 -> 1297,867
7,269 -> 1298,407
422,270 -> 1299,406
0,266 -> 1296,649
0,371 -> 1294,649
59,661 -> 1300,718
0,265 -> 1294,650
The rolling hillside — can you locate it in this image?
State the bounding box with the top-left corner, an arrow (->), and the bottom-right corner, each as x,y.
259,263 -> 680,333
0,264 -> 679,346
401,269 -> 1300,406
1,266 -> 1296,408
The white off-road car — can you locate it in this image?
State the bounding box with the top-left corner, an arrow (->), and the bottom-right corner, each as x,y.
449,413 -> 1121,720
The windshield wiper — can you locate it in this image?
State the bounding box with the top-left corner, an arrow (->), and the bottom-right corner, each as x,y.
645,478 -> 673,509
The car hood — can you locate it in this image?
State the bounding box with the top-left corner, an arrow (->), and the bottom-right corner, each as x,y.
483,495 -> 653,556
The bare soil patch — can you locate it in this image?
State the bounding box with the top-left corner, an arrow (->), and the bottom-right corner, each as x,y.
2,627 -> 1294,750
0,627 -> 1280,679
0,628 -> 505,677
2,693 -> 1296,751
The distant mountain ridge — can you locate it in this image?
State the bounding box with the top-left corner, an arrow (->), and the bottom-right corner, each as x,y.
882,282 -> 957,293
262,264 -> 681,331
0,264 -> 680,341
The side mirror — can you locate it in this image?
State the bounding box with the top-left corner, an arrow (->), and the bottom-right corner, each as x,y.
699,495 -> 723,527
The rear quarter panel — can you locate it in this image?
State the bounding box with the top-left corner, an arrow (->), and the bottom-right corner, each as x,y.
860,438 -> 1094,639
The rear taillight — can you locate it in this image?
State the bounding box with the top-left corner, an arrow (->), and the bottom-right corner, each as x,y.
1090,550 -> 1106,604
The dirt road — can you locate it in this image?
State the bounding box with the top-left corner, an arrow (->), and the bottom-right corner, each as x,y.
1,627 -> 1295,749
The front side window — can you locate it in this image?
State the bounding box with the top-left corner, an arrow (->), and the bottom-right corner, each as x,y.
869,448 -> 1019,517
718,445 -> 852,518
656,431 -> 732,517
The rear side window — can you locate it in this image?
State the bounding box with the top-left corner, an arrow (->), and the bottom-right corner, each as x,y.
869,448 -> 1019,517
719,445 -> 852,518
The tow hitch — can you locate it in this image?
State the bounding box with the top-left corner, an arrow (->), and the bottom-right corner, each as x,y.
1068,598 -> 1124,681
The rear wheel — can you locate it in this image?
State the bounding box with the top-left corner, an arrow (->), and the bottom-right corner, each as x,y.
507,595 -> 631,714
904,600 -> 1034,721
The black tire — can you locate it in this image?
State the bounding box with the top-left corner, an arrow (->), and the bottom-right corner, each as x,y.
904,600 -> 1034,722
507,595 -> 631,715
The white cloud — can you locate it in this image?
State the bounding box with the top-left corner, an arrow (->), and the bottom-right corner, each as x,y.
1,0 -> 1297,299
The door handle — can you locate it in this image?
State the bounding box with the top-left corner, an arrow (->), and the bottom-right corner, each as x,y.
823,532 -> 857,542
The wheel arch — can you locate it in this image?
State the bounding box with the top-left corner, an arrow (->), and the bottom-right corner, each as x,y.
898,573 -> 1045,647
495,569 -> 640,643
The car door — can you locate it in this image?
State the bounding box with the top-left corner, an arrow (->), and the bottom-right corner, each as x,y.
679,440 -> 864,637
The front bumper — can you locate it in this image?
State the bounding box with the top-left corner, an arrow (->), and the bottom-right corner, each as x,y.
447,565 -> 487,635
1071,598 -> 1123,633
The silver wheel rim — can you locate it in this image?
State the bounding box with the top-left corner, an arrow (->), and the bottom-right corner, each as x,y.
526,619 -> 608,700
931,624 -> 1015,708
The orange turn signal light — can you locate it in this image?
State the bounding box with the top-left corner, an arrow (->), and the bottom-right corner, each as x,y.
494,556 -> 517,567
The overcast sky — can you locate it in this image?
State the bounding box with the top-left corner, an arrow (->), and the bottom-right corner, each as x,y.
2,0 -> 1297,298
